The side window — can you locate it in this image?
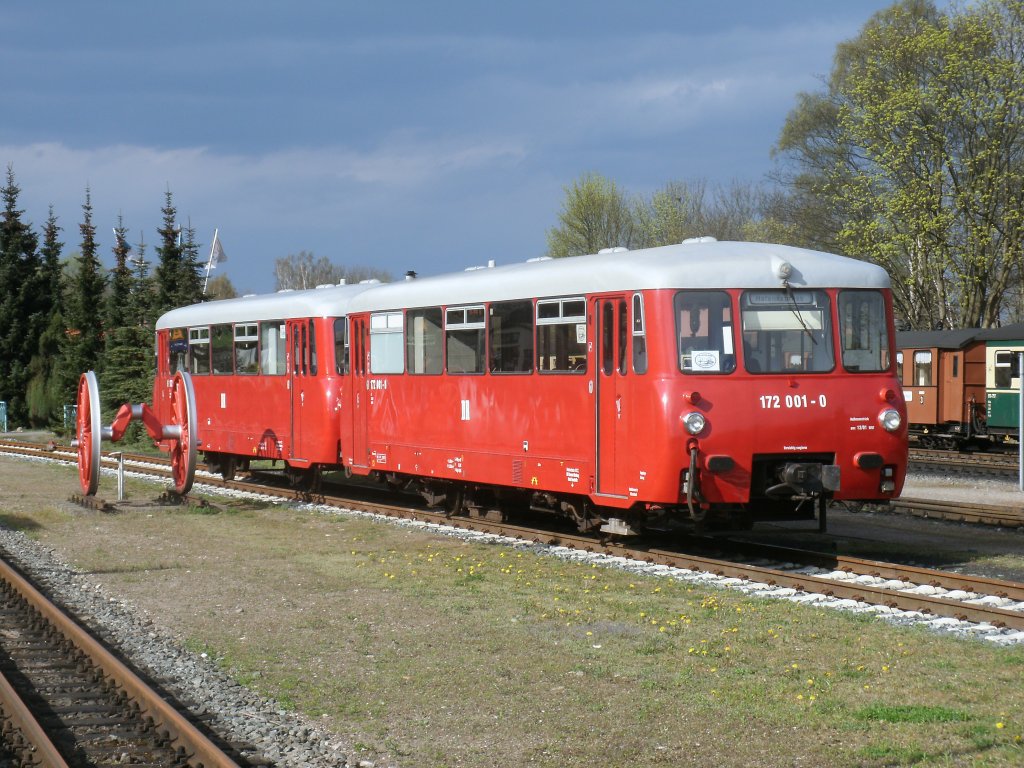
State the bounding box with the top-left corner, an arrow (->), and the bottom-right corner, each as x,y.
913,350 -> 932,386
189,326 -> 210,375
370,311 -> 404,374
406,308 -> 444,374
995,350 -> 1019,388
212,324 -> 233,374
489,300 -> 534,374
308,320 -> 318,376
676,291 -> 736,374
235,323 -> 259,375
895,351 -> 904,384
632,293 -> 648,374
537,297 -> 587,374
334,318 -> 350,375
838,290 -> 889,372
446,305 -> 486,374
168,328 -> 188,374
261,321 -> 286,375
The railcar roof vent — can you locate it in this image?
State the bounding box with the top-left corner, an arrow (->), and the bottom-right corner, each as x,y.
337,278 -> 347,285
681,236 -> 717,244
359,278 -> 382,284
405,270 -> 418,281
598,246 -> 629,254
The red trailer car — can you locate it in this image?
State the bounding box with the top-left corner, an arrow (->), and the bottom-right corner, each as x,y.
151,239 -> 907,532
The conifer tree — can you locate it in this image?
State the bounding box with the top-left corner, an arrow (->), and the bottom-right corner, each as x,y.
25,207 -> 68,427
0,165 -> 42,425
154,189 -> 201,316
58,188 -> 107,402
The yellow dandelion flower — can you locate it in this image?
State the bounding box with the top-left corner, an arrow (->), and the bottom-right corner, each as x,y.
996,722 -> 1005,729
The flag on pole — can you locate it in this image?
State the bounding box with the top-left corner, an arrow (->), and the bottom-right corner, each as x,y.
210,232 -> 227,268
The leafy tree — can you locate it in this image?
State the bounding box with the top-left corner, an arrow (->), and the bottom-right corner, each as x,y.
25,207 -> 67,427
775,0 -> 1024,329
58,188 -> 107,401
545,173 -> 635,258
0,166 -> 43,425
274,251 -> 391,290
205,273 -> 238,301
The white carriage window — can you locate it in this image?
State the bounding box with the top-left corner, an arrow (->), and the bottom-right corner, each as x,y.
406,308 -> 443,375
740,290 -> 833,373
676,291 -> 736,374
168,328 -> 188,374
211,324 -> 233,375
446,305 -> 486,374
896,351 -> 904,383
994,350 -> 1019,389
188,326 -> 210,375
913,350 -> 932,386
537,297 -> 587,374
235,323 -> 259,375
370,311 -> 404,374
333,318 -> 350,375
261,321 -> 286,375
489,300 -> 533,374
838,290 -> 889,372
632,293 -> 647,374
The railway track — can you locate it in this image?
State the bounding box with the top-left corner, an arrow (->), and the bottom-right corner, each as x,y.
0,549 -> 255,767
909,446 -> 1022,478
3,437 -> 1024,636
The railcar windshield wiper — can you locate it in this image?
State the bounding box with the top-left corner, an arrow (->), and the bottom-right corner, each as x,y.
784,281 -> 817,346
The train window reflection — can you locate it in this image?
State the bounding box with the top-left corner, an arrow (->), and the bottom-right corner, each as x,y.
235,323 -> 259,375
740,290 -> 833,373
632,293 -> 647,374
168,328 -> 188,374
370,311 -> 404,374
675,291 -> 736,374
489,301 -> 533,374
445,305 -> 486,374
188,326 -> 210,375
537,297 -> 587,374
212,324 -> 233,374
406,308 -> 443,375
261,321 -> 286,375
333,318 -> 350,375
838,290 -> 889,372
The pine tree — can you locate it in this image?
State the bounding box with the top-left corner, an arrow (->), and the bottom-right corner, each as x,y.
106,215 -> 132,333
0,165 -> 42,425
25,207 -> 68,428
58,188 -> 107,403
154,189 -> 202,316
179,219 -> 203,306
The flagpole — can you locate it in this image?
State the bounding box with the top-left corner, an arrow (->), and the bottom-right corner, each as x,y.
203,228 -> 219,295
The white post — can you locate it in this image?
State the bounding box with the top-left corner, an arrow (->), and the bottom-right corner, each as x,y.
116,452 -> 126,502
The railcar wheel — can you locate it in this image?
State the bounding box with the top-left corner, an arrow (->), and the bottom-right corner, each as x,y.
168,370 -> 198,495
75,371 -> 102,496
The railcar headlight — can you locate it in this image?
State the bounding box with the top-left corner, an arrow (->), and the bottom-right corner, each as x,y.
682,411 -> 706,435
879,408 -> 902,432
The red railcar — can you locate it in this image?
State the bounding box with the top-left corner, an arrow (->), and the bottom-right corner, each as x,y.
149,239 -> 907,532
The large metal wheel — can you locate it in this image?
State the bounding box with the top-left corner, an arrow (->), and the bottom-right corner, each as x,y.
168,370 -> 198,495
76,371 -> 102,496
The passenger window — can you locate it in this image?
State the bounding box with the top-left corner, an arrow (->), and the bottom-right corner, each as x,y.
189,327 -> 210,375
632,294 -> 647,374
913,350 -> 932,386
489,300 -> 534,374
446,305 -> 486,374
537,297 -> 587,373
235,324 -> 259,375
370,311 -> 404,374
995,351 -> 1019,388
406,308 -> 444,374
168,328 -> 188,374
211,324 -> 233,374
601,302 -> 614,376
675,291 -> 736,374
740,290 -> 832,373
261,321 -> 286,375
308,320 -> 317,376
334,318 -> 350,375
895,351 -> 904,384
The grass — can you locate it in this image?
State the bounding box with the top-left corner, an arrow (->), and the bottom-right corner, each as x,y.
4,455 -> 1024,767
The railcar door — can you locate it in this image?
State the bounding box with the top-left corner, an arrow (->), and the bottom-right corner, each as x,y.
286,319 -> 312,462
350,316 -> 369,468
595,296 -> 629,497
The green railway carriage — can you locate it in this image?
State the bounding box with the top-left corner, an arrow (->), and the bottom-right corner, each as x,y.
985,328 -> 1024,436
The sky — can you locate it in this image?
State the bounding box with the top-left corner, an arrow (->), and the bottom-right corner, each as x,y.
1,1 -> 899,296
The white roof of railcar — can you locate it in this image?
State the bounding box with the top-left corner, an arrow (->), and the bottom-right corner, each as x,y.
155,283 -> 376,330
347,240 -> 889,312
156,240 -> 889,328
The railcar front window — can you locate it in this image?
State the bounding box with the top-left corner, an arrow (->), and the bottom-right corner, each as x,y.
674,291 -> 736,374
838,290 -> 889,372
740,290 -> 834,373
